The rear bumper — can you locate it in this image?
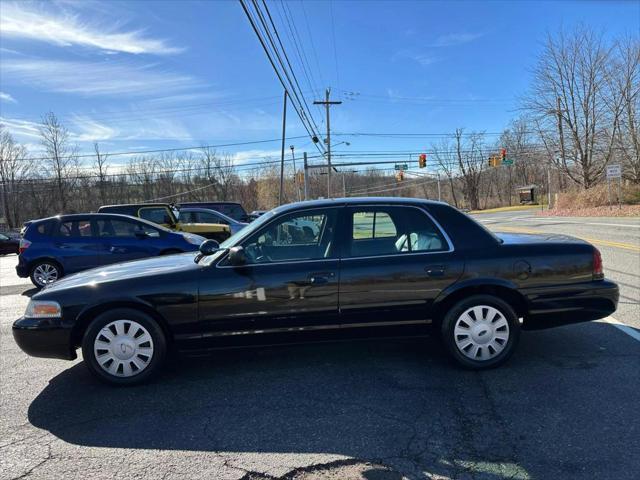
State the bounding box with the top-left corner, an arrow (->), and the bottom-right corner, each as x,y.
16,261 -> 29,278
12,317 -> 76,360
521,279 -> 619,330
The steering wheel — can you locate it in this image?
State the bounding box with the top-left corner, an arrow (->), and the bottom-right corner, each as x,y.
245,244 -> 272,263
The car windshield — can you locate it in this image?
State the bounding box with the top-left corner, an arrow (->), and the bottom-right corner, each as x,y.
197,209 -> 277,265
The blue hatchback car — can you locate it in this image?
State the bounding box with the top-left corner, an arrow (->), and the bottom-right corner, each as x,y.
17,213 -> 205,288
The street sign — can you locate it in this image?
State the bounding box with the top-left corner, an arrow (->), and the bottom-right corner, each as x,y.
394,164 -> 408,171
502,159 -> 514,166
606,164 -> 622,179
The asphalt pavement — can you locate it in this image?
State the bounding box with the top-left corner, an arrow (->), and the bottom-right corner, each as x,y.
1,215 -> 639,480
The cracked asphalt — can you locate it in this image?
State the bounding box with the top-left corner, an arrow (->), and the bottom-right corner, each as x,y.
1,244 -> 639,479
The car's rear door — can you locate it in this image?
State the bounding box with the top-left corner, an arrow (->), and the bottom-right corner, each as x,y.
51,218 -> 102,273
95,217 -> 162,265
338,205 -> 464,327
197,207 -> 341,341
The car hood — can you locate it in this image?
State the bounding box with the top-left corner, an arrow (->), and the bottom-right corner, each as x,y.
41,252 -> 200,293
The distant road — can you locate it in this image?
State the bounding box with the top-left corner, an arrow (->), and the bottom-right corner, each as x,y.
474,210 -> 640,329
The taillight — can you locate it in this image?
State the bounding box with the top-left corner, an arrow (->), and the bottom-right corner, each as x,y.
593,248 -> 604,280
19,238 -> 31,254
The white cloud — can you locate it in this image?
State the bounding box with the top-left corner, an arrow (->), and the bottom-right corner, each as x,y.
0,92 -> 17,103
393,50 -> 440,67
0,58 -> 203,97
0,2 -> 183,55
429,32 -> 484,47
69,116 -> 117,142
0,116 -> 41,139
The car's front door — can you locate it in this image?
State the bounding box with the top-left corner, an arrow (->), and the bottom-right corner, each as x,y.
197,207 -> 341,343
338,205 -> 464,327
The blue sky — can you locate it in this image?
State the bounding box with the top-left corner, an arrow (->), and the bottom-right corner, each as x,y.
0,0 -> 638,169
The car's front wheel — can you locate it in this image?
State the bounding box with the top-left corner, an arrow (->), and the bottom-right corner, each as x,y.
82,308 -> 167,386
441,294 -> 520,369
30,260 -> 62,288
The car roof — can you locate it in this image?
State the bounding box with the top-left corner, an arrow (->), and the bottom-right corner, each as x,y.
99,203 -> 169,209
179,201 -> 242,206
271,197 -> 449,214
27,213 -> 172,229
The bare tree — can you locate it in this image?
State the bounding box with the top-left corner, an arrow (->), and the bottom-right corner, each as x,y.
93,142 -> 109,206
0,126 -> 30,227
610,37 -> 640,183
39,112 -> 78,212
524,27 -> 622,188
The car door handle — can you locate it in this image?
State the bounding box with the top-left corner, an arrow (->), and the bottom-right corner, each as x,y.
425,265 -> 446,277
308,272 -> 335,285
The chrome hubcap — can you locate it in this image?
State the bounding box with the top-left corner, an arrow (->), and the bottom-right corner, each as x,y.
93,320 -> 154,377
34,264 -> 58,286
454,305 -> 510,361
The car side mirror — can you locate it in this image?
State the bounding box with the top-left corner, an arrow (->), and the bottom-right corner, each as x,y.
228,246 -> 247,266
199,239 -> 220,256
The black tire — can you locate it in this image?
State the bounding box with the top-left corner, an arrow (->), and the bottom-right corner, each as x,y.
441,294 -> 520,369
29,260 -> 63,289
82,308 -> 167,386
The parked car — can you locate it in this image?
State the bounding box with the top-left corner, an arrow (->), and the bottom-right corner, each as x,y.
178,207 -> 248,235
16,213 -> 205,288
98,203 -> 231,242
178,202 -> 249,222
248,209 -> 267,221
0,232 -> 19,255
13,197 -> 618,385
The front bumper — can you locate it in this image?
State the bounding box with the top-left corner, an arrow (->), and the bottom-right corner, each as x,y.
12,317 -> 77,360
521,279 -> 619,330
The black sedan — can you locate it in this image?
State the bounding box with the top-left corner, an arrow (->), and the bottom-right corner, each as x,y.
13,198 -> 619,385
0,232 -> 19,255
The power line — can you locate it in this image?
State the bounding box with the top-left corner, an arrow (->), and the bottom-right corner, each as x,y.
238,0 -> 325,156
328,0 -> 341,94
12,135 -> 312,163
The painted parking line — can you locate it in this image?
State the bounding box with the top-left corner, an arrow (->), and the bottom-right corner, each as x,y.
601,317 -> 640,343
491,226 -> 640,253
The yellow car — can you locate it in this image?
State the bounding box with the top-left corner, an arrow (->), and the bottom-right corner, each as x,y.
97,203 -> 231,242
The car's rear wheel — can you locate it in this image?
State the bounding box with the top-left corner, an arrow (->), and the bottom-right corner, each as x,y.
30,260 -> 62,288
82,308 -> 167,386
441,294 -> 520,369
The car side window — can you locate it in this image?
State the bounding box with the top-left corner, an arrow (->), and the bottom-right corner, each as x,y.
55,220 -> 92,237
139,207 -> 172,224
97,219 -> 160,238
349,207 -> 447,257
200,212 -> 228,225
240,209 -> 337,264
0,233 -> 8,240
180,211 -> 196,223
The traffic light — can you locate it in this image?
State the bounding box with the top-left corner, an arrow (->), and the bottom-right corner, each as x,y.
295,171 -> 304,184
418,153 -> 427,168
396,170 -> 404,181
488,155 -> 498,167
500,148 -> 507,162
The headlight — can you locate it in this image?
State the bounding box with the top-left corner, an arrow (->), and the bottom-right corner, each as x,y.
184,234 -> 204,246
25,300 -> 62,318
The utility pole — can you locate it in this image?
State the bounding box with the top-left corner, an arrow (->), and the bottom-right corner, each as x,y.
290,145 -> 301,202
303,152 -> 309,200
436,172 -> 441,202
279,90 -> 288,205
314,88 -> 342,198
